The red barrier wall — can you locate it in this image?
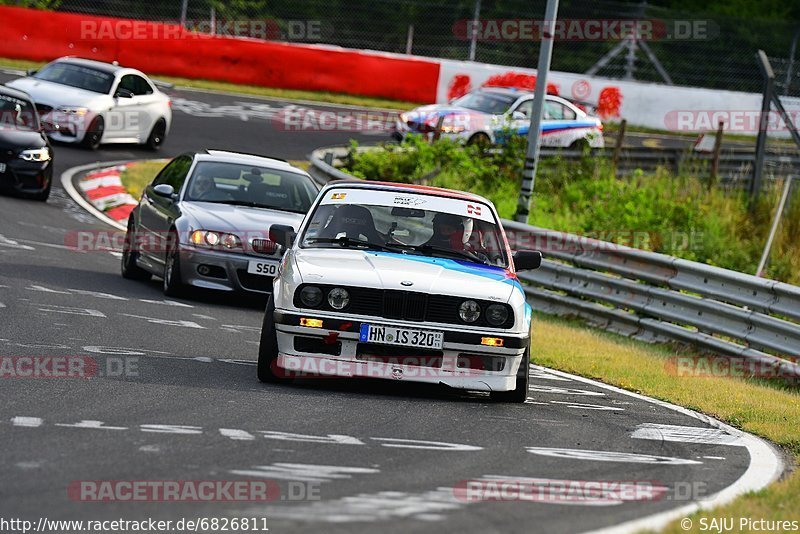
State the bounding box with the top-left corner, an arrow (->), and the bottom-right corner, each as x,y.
0,6 -> 439,103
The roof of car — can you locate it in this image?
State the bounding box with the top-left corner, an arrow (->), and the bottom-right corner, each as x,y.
195,149 -> 308,174
0,84 -> 34,102
324,180 -> 492,204
477,87 -> 533,98
53,57 -> 126,74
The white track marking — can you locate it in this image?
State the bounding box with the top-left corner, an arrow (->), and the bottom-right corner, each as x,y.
371,438 -> 483,451
525,447 -> 702,465
259,431 -> 365,446
139,299 -> 193,307
220,428 -> 256,441
11,417 -> 43,427
230,463 -> 380,483
528,385 -> 605,397
631,423 -> 745,447
35,304 -> 106,318
0,302 -> 5,308
140,424 -> 203,435
55,420 -> 128,431
549,400 -> 624,411
0,234 -> 34,250
120,314 -> 204,329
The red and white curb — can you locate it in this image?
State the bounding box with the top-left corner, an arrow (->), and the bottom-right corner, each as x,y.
77,163 -> 140,224
61,160 -> 164,231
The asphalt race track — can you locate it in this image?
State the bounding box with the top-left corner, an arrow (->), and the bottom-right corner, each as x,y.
0,73 -> 780,533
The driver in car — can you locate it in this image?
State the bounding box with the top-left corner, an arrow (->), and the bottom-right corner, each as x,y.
423,212 -> 466,251
191,173 -> 231,202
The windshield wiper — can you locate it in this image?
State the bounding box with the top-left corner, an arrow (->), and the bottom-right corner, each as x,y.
416,244 -> 488,264
306,236 -> 395,252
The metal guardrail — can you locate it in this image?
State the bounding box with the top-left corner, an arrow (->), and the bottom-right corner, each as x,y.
539,146 -> 800,184
310,146 -> 800,377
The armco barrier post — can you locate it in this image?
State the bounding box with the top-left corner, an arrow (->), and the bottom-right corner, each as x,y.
516,0 -> 560,224
752,50 -> 775,211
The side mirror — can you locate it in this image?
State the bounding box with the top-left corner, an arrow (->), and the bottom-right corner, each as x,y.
115,88 -> 134,99
152,183 -> 175,199
269,224 -> 296,249
26,69 -> 38,76
511,111 -> 526,121
513,250 -> 542,271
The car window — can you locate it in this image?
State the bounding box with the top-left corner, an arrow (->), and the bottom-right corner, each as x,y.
0,93 -> 38,131
118,74 -> 153,96
184,161 -> 318,214
300,189 -> 509,268
511,100 -> 532,118
153,156 -> 193,192
33,62 -> 114,94
451,92 -> 516,114
544,101 -> 576,121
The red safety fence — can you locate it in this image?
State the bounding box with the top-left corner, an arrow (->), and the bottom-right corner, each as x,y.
0,6 -> 439,103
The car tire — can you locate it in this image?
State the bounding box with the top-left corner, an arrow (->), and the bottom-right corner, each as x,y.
121,218 -> 152,281
162,231 -> 185,297
145,118 -> 167,151
570,139 -> 589,152
81,116 -> 104,150
490,347 -> 530,403
257,295 -> 291,383
467,132 -> 491,149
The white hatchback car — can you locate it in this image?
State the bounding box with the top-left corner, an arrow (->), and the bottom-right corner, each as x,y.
6,57 -> 172,150
258,181 -> 542,402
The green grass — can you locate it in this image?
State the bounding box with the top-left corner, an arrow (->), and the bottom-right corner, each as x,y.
531,314 -> 800,533
0,57 -> 418,110
119,160 -> 167,199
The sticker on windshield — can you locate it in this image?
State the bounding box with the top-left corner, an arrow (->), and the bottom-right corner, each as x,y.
320,189 -> 495,223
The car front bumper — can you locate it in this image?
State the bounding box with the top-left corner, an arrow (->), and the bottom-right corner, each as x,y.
273,310 -> 528,392
178,245 -> 280,295
0,158 -> 53,195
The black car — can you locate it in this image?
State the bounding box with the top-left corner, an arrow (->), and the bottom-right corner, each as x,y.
0,85 -> 53,201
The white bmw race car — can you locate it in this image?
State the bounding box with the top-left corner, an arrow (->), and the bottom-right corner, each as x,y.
258,180 -> 542,402
394,87 -> 604,149
6,57 -> 172,150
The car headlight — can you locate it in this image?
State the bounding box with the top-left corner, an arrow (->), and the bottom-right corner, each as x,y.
327,287 -> 350,310
58,107 -> 89,116
300,286 -> 323,308
18,148 -> 51,162
459,300 -> 481,323
485,304 -> 509,326
189,230 -> 241,250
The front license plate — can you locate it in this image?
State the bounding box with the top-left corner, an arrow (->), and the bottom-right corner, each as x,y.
359,324 -> 444,350
0,163 -> 6,174
247,260 -> 279,276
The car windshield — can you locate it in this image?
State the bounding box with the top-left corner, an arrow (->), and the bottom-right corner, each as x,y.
0,93 -> 38,131
185,161 -> 318,214
300,188 -> 509,268
451,91 -> 516,114
33,62 -> 115,94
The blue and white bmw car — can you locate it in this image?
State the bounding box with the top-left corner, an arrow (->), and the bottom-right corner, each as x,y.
258,180 -> 542,402
394,87 -> 604,149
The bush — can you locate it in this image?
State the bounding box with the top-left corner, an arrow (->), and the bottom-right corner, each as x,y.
343,136 -> 800,284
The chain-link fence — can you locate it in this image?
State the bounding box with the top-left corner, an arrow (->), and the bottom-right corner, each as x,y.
6,0 -> 800,96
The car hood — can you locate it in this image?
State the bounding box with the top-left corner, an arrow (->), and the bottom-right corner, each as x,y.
180,201 -> 304,235
294,248 -> 518,303
0,127 -> 47,151
5,77 -> 108,108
